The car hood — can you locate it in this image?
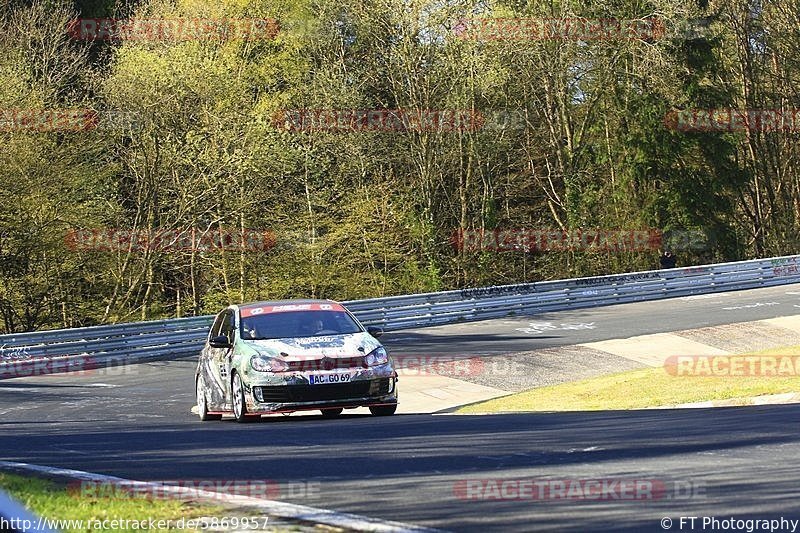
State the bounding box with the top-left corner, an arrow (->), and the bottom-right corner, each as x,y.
242,332 -> 381,360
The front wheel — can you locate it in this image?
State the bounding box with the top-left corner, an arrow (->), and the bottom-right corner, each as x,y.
231,372 -> 257,423
197,374 -> 221,421
369,404 -> 397,416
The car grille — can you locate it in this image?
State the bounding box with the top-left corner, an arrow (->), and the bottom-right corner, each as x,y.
284,356 -> 367,372
254,379 -> 392,403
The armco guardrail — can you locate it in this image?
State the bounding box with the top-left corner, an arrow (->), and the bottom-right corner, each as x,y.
2,255 -> 800,379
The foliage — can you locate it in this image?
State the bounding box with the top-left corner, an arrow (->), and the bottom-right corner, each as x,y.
1,0 -> 798,331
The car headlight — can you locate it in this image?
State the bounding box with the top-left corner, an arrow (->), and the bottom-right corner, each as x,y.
250,354 -> 288,372
365,347 -> 389,367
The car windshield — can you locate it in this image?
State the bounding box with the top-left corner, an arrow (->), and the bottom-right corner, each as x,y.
240,310 -> 362,340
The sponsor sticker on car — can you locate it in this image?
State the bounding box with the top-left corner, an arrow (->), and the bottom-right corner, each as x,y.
240,303 -> 345,317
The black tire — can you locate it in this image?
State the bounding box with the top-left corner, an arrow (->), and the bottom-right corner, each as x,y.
197,374 -> 222,421
369,404 -> 397,416
320,408 -> 344,418
231,372 -> 257,423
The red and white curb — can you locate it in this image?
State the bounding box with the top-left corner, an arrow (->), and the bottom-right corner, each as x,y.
0,461 -> 443,533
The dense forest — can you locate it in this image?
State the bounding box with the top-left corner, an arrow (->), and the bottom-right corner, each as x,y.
0,0 -> 798,332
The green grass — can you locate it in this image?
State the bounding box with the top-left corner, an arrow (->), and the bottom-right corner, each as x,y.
0,473 -> 229,532
458,345 -> 800,413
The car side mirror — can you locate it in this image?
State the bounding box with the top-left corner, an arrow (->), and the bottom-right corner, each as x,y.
209,335 -> 232,349
366,326 -> 384,338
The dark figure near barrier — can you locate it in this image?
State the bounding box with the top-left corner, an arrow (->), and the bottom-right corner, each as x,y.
660,251 -> 677,269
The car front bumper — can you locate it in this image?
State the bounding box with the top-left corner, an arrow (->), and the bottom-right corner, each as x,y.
241,365 -> 397,414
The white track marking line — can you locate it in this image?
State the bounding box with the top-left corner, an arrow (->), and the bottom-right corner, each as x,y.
0,461 -> 444,533
681,293 -> 731,300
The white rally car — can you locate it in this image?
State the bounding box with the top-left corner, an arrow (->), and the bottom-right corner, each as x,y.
195,300 -> 398,422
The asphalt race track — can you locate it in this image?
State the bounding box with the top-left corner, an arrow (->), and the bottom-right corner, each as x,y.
3,283 -> 800,531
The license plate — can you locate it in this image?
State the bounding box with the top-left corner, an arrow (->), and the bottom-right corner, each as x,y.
309,372 -> 353,385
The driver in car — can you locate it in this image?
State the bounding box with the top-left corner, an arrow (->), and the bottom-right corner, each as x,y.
301,318 -> 325,336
